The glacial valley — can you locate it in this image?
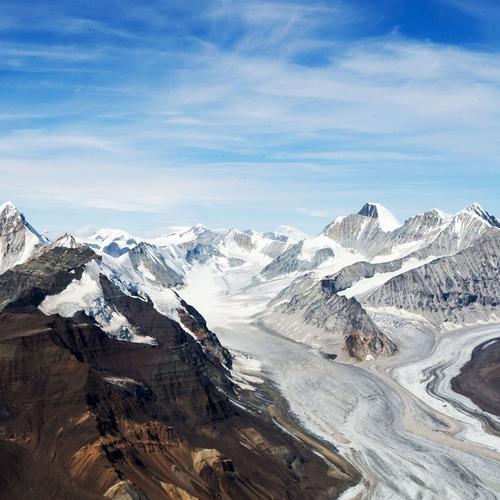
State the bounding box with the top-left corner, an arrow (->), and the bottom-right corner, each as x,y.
0,200 -> 499,499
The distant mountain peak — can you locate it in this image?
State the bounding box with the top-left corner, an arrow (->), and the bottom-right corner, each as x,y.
190,223 -> 207,230
0,201 -> 27,227
0,200 -> 17,213
273,225 -> 309,242
0,200 -> 47,273
53,233 -> 80,249
429,208 -> 452,220
358,202 -> 401,232
460,203 -> 500,228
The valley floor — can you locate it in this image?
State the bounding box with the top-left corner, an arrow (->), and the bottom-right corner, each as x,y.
181,269 -> 500,499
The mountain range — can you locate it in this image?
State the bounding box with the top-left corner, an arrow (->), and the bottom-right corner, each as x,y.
1,200 -> 499,360
0,199 -> 498,498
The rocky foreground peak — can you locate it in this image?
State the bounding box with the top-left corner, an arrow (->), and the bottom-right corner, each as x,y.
0,209 -> 358,498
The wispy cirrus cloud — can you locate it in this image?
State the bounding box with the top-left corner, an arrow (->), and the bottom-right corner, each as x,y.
297,207 -> 331,218
0,43 -> 101,61
0,158 -> 294,214
0,0 -> 499,232
0,130 -> 124,154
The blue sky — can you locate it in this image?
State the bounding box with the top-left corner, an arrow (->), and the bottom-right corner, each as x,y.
1,0 -> 499,236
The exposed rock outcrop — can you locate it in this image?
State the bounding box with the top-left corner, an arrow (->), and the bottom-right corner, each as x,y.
261,274 -> 396,360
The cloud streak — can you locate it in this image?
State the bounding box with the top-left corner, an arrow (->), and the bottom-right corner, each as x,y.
0,0 -> 499,231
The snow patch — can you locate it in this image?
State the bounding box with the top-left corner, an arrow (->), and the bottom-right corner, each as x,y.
340,256 -> 436,299
369,202 -> 402,232
39,261 -> 156,344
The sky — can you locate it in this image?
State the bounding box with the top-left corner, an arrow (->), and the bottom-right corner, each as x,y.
1,0 -> 500,236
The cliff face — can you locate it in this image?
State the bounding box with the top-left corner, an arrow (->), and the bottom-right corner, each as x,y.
366,234 -> 500,326
0,247 -> 356,499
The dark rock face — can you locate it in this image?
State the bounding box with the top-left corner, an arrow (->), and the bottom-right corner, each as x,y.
102,241 -> 129,257
184,243 -> 223,265
0,247 -> 356,499
261,241 -> 304,278
223,229 -> 253,251
451,338 -> 500,417
358,203 -> 380,219
176,295 -> 233,369
0,246 -> 97,311
298,283 -> 397,359
322,213 -> 386,256
312,247 -> 335,267
464,203 -> 500,228
385,209 -> 447,248
263,231 -> 288,242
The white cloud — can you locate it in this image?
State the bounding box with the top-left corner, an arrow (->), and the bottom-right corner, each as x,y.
297,207 -> 330,218
0,130 -> 124,154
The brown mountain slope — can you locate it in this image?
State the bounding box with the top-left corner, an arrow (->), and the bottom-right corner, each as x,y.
0,247 -> 358,499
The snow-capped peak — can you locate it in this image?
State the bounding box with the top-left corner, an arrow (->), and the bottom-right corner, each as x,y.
52,233 -> 81,249
162,224 -> 212,245
82,228 -> 139,257
459,203 -> 499,227
0,202 -> 36,231
0,200 -> 17,214
429,208 -> 452,221
183,223 -> 210,237
358,202 -> 401,232
88,228 -> 137,244
463,202 -> 485,213
0,201 -> 48,274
